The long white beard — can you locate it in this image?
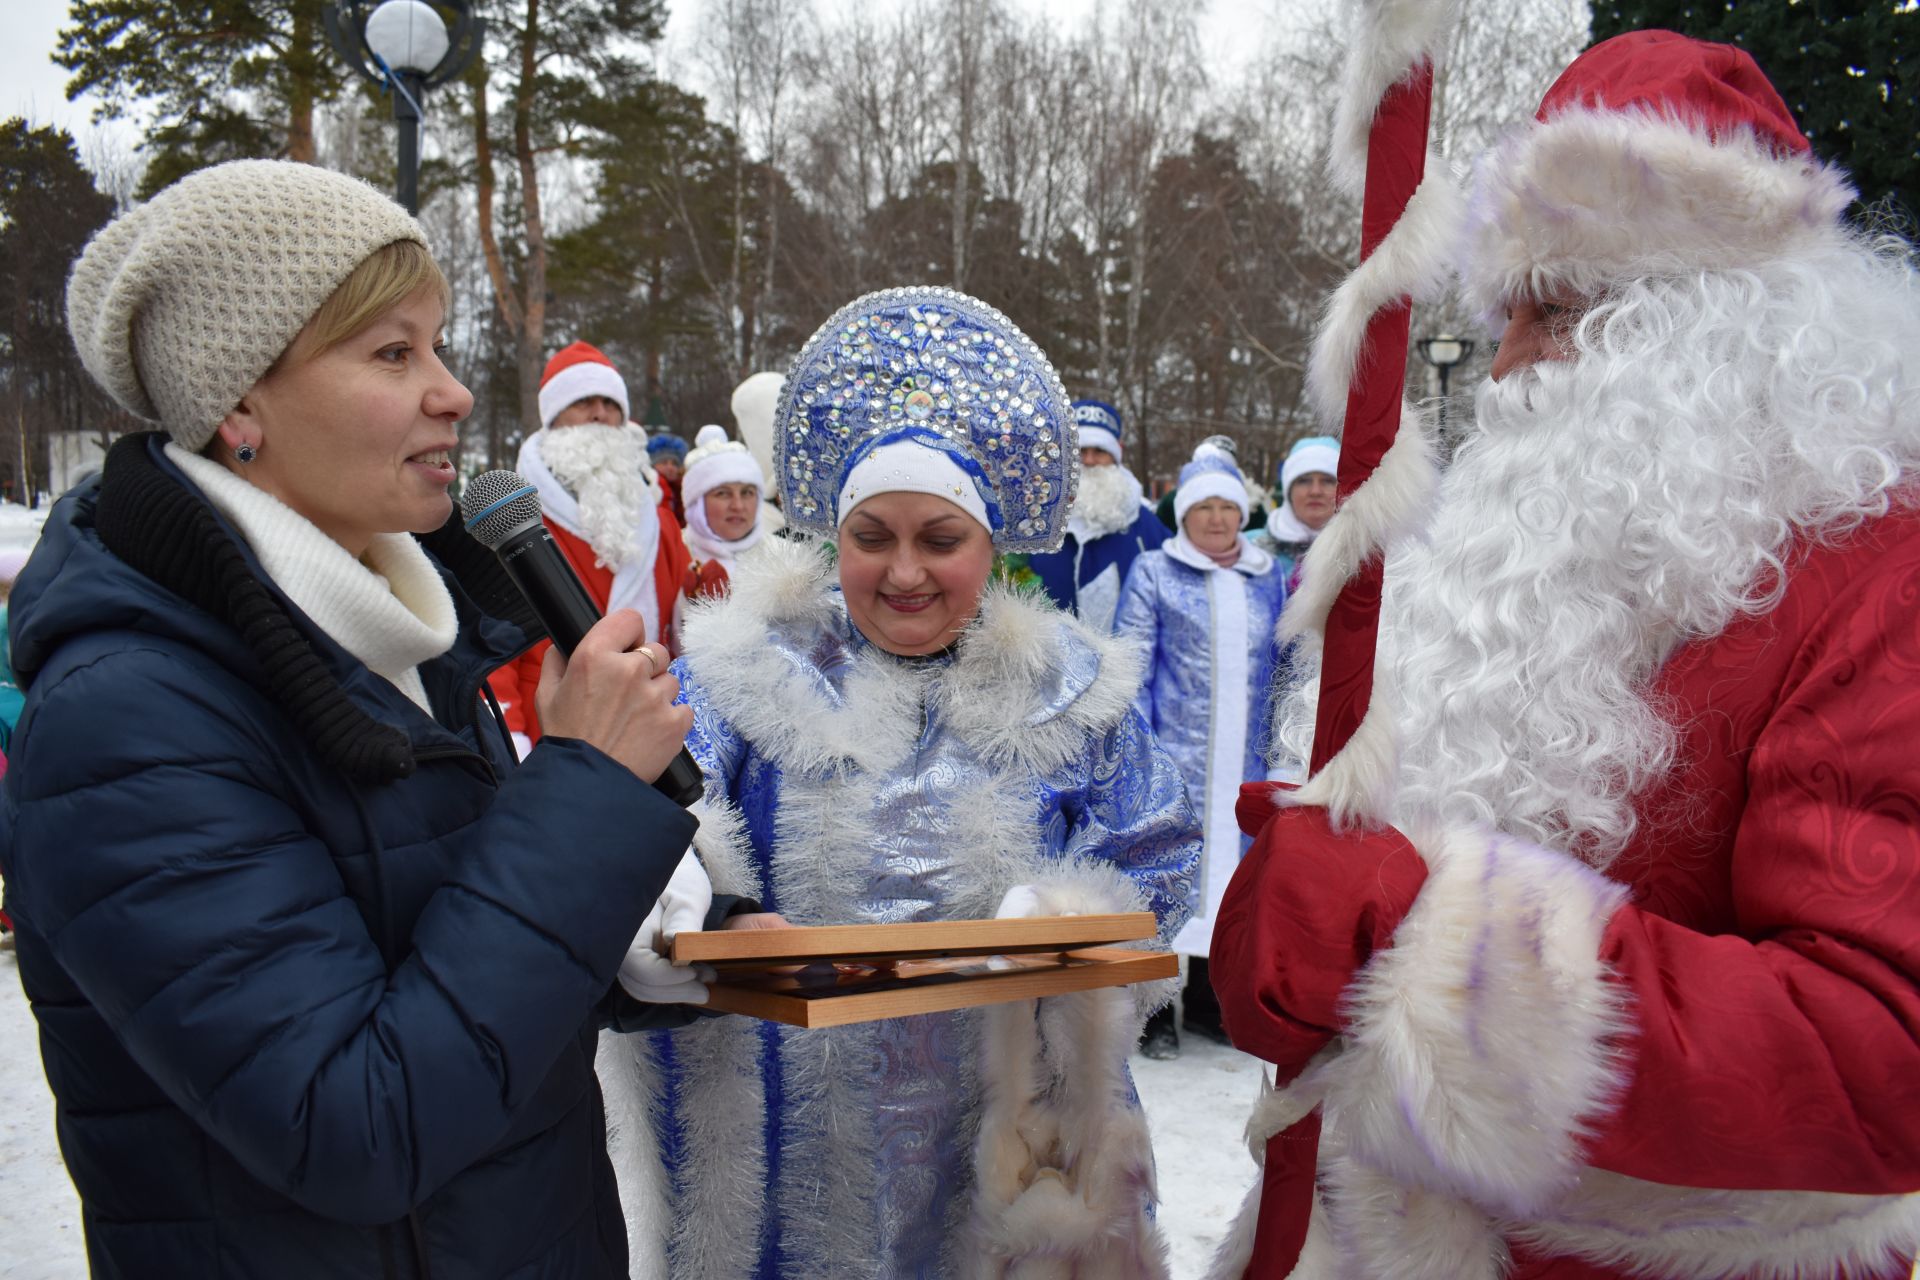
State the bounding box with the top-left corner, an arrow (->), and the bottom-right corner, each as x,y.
1277,238 -> 1920,866
1069,464 -> 1145,540
537,424 -> 661,569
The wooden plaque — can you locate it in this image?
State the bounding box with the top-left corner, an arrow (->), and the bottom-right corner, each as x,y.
670,912 -> 1159,970
697,948 -> 1177,1029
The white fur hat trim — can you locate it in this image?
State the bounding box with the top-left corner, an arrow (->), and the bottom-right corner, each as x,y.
1462,108 -> 1854,316
682,432 -> 767,510
538,359 -> 629,430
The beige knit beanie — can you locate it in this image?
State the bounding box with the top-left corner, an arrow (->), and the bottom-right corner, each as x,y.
66,159 -> 429,453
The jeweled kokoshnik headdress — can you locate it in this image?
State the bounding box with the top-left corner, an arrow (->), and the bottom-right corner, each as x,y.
773,287 -> 1079,554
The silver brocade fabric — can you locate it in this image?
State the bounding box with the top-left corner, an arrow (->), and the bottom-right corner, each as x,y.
650,596 -> 1197,1278
1116,548 -> 1289,955
1116,549 -> 1288,803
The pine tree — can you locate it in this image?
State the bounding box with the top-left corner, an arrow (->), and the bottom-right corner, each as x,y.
0,120 -> 122,503
1590,2 -> 1916,216
470,0 -> 671,437
55,0 -> 345,195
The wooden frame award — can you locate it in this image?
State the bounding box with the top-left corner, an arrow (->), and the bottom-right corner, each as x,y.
669,913 -> 1176,1029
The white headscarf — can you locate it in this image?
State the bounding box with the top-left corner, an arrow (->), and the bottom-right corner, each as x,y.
837,440 -> 994,533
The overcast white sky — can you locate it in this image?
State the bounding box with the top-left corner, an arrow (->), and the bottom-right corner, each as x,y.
4,0 -> 1282,172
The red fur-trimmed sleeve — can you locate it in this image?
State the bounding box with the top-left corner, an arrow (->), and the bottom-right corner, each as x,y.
1579,537 -> 1920,1196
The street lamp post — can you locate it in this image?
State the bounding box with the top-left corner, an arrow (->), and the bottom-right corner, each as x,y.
1416,332 -> 1476,436
324,1 -> 484,215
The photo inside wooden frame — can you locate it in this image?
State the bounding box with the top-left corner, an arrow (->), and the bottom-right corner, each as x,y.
669,914 -> 1173,1029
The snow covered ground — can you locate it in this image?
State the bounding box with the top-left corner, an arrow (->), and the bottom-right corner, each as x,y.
0,503 -> 50,554
0,954 -> 1263,1279
1,945 -> 89,1279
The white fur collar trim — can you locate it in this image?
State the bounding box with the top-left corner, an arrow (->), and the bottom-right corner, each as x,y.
679,537 -> 1143,776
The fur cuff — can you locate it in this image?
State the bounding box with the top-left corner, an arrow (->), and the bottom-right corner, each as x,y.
690,791 -> 763,902
1462,109 -> 1854,316
1027,864 -> 1148,920
1030,862 -> 1174,1021
966,982 -> 1170,1280
1327,825 -> 1632,1215
1516,1171 -> 1920,1280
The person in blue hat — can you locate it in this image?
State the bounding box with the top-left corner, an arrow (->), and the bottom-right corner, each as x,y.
1255,434 -> 1339,583
1116,437 -> 1289,1058
647,430 -> 689,523
596,287 -> 1199,1278
1019,398 -> 1170,631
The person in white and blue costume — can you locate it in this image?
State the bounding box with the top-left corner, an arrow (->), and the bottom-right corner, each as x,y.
1254,434 -> 1340,583
1021,400 -> 1170,631
596,287 -> 1200,1280
1116,438 -> 1287,1059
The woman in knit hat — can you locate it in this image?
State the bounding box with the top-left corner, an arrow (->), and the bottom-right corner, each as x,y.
595,287 -> 1199,1279
1257,434 -> 1340,584
1116,437 -> 1289,1059
0,159 -> 740,1280
677,422 -> 769,601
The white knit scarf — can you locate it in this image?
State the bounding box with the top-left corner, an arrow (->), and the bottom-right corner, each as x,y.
518,424 -> 664,644
166,444 -> 458,714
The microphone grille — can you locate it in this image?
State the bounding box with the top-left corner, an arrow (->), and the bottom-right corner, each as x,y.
461,469 -> 544,550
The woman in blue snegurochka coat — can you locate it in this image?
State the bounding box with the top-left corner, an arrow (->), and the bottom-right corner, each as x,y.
0,160 -> 737,1279
1116,439 -> 1288,1060
594,287 -> 1200,1280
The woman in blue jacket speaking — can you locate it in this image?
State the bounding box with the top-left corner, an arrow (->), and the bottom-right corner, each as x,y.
0,160 -> 723,1278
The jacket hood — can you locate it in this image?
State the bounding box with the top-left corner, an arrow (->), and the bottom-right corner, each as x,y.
9,472 -> 236,691
10,435 -> 539,781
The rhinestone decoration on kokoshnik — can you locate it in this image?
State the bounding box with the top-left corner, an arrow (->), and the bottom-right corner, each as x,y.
773,287 -> 1080,554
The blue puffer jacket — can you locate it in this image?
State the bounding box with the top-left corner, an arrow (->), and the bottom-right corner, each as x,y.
0,436 -> 701,1279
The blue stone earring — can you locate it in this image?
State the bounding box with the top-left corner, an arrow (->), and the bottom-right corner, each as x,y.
236,443 -> 257,464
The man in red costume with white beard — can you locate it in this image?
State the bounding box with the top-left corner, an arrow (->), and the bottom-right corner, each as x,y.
1210,30 -> 1920,1280
487,342 -> 691,756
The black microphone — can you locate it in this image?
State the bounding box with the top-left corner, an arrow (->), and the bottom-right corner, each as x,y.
460,469 -> 705,808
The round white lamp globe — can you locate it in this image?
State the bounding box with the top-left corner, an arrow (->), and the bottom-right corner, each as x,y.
364,0 -> 451,75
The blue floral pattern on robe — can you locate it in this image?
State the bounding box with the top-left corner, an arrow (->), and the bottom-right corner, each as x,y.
635,577 -> 1198,1279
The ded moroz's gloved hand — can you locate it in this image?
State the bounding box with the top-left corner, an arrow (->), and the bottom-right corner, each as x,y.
1211,796 -> 1429,1080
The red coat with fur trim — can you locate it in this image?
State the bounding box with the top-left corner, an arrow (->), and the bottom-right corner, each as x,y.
486,510 -> 691,745
1219,512 -> 1920,1279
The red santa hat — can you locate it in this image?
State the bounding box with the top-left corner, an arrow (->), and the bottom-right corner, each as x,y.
1461,30 -> 1857,317
537,341 -> 630,429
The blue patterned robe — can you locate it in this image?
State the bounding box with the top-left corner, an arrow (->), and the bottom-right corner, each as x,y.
1115,536 -> 1288,957
597,538 -> 1198,1280
1024,504 -> 1171,633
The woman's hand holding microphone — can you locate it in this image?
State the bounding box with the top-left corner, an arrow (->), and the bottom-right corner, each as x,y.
533,609 -> 692,784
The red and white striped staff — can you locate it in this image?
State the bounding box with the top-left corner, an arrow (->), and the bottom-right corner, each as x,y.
1210,2 -> 1464,1275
